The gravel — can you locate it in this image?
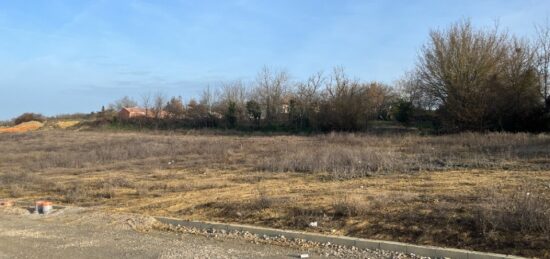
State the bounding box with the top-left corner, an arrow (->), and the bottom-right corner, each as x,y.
160,220 -> 428,258
0,206 -> 428,258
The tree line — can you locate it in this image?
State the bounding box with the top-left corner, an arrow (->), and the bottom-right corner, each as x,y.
106,19 -> 550,133
107,66 -> 397,132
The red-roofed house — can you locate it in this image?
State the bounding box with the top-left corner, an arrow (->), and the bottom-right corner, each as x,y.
118,107 -> 168,120
118,107 -> 148,120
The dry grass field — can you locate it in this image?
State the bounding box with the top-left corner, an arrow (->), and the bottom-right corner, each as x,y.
0,130 -> 549,257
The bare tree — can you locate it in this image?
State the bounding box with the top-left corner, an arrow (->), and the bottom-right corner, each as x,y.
296,71 -> 323,106
109,96 -> 138,111
396,70 -> 437,110
219,80 -> 247,107
141,92 -> 152,117
254,66 -> 289,125
364,82 -> 396,120
217,80 -> 248,124
153,92 -> 167,119
200,85 -> 214,113
322,67 -> 368,130
535,18 -> 550,109
292,71 -> 324,128
416,20 -> 509,130
414,20 -> 543,131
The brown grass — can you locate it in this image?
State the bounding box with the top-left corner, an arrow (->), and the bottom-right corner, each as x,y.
0,131 -> 547,176
0,130 -> 549,257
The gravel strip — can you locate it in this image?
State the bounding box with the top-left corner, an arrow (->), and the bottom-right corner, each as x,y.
159,223 -> 429,258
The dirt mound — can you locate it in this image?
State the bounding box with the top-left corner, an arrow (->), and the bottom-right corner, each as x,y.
0,121 -> 44,133
109,213 -> 161,232
56,208 -> 162,232
55,120 -> 80,129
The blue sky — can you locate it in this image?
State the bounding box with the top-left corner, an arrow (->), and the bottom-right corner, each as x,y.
0,0 -> 549,119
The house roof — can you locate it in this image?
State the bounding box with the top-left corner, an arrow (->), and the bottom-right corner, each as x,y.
121,107 -> 146,113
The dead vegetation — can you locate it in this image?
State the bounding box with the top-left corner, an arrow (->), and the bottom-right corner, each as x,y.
0,130 -> 549,257
258,132 -> 550,178
0,131 -> 548,177
476,183 -> 550,247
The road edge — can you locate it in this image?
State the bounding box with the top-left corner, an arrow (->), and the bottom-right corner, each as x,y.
154,217 -> 526,259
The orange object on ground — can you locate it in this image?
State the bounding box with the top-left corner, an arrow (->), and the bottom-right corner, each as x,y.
35,200 -> 53,214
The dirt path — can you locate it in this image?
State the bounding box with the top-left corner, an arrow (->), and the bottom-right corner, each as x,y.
0,207 -> 318,259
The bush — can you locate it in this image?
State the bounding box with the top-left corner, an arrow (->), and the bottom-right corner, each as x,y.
14,113 -> 45,125
332,196 -> 369,217
392,99 -> 413,125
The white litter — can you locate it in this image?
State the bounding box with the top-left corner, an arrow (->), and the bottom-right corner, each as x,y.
299,254 -> 309,258
308,221 -> 318,227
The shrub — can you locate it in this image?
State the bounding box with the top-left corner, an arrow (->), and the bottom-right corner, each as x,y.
332,196 -> 369,218
14,113 -> 45,125
392,99 -> 414,124
250,189 -> 273,210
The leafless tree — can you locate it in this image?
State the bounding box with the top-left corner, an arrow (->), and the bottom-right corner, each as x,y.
414,19 -> 544,131
322,67 -> 368,130
109,96 -> 138,111
296,71 -> 323,106
292,71 -> 324,128
254,66 -> 289,125
535,18 -> 550,108
200,85 -> 215,113
364,82 -> 396,120
141,92 -> 152,117
219,80 -> 247,106
153,92 -> 167,119
216,80 -> 248,122
416,20 -> 509,130
396,71 -> 437,110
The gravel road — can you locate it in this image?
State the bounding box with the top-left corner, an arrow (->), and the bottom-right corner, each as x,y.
0,206 -> 417,259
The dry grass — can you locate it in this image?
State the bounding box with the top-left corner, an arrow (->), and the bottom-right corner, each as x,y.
54,120 -> 80,129
258,132 -> 550,178
477,183 -> 550,244
0,131 -> 547,176
0,130 -> 549,257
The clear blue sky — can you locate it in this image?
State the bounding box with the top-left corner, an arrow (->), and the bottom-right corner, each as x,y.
0,0 -> 549,120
